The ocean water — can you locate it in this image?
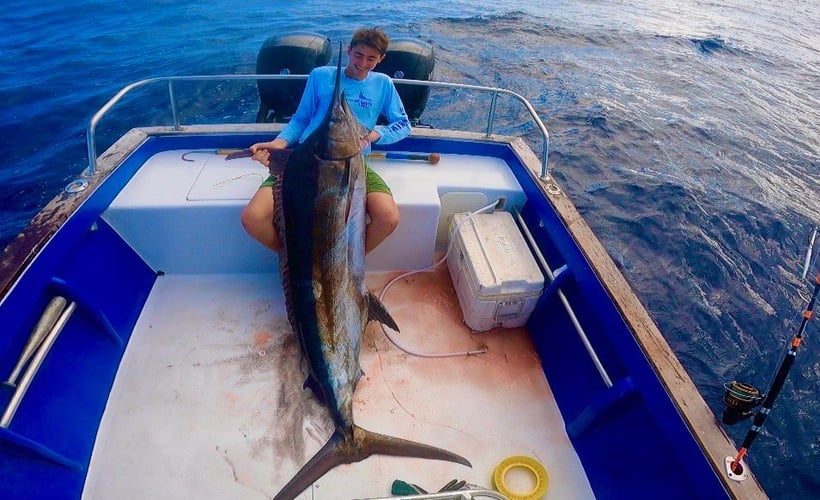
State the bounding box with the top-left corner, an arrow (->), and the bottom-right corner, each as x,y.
1,1 -> 818,498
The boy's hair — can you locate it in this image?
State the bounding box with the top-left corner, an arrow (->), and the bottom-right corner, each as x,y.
349,28 -> 390,55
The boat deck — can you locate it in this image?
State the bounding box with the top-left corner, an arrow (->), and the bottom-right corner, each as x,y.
82,268 -> 593,499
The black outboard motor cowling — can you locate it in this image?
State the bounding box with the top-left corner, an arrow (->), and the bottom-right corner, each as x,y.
374,38 -> 435,125
256,32 -> 331,123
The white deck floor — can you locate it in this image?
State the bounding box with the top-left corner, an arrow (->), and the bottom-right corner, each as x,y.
83,269 -> 593,499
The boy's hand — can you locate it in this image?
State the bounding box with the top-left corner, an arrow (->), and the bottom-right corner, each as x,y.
360,130 -> 380,151
249,139 -> 287,166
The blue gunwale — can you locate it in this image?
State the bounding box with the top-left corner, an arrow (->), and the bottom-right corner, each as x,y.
0,118 -> 765,498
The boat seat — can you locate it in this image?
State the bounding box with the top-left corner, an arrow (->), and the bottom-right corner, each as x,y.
366,153 -> 527,272
101,150 -> 526,274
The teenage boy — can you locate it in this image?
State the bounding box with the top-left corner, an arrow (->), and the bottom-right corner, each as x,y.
241,28 -> 410,254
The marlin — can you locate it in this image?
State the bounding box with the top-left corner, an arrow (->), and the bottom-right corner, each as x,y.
258,45 -> 470,500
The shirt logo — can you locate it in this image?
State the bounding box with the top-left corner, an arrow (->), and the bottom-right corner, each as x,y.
351,91 -> 374,109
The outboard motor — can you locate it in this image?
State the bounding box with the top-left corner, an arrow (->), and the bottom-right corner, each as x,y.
374,38 -> 435,125
256,32 -> 331,123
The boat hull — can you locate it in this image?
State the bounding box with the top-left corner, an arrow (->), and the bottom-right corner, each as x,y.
0,125 -> 767,499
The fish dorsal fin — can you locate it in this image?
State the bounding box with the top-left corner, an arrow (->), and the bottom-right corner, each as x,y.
367,292 -> 400,332
267,148 -> 293,177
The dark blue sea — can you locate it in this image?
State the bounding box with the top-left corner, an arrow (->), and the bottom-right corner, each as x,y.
1,1 -> 818,497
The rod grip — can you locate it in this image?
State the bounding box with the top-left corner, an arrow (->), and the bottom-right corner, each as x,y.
369,152 -> 440,164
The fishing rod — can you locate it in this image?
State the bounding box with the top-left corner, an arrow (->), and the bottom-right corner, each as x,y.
802,227 -> 818,280
721,227 -> 819,480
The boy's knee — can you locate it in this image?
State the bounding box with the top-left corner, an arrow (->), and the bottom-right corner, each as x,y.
239,206 -> 252,230
372,206 -> 399,233
388,209 -> 399,231
240,206 -> 261,234
368,195 -> 399,227
240,206 -> 282,253
382,205 -> 400,229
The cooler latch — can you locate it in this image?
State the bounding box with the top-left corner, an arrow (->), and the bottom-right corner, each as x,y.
494,300 -> 524,321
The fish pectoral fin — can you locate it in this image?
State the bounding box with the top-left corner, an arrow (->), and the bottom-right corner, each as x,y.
267,148 -> 293,176
367,292 -> 400,332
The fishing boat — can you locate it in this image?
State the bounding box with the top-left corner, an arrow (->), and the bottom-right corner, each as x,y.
0,34 -> 769,499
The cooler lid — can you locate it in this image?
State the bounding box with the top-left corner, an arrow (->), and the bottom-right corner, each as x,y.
452,212 -> 544,298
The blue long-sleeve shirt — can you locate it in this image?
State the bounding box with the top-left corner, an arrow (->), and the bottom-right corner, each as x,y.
276,66 -> 411,150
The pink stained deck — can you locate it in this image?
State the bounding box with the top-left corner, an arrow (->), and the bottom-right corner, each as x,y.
83,267 -> 592,499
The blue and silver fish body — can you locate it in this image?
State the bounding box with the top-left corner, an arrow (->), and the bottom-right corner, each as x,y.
270,45 -> 470,500
277,73 -> 369,430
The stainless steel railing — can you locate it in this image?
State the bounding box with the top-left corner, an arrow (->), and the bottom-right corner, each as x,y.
1,297 -> 76,427
513,209 -> 614,388
86,75 -> 550,178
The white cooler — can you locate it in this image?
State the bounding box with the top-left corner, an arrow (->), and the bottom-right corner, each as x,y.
447,211 -> 545,332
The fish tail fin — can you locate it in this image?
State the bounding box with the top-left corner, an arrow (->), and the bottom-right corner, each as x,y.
352,424 -> 471,466
273,425 -> 470,499
273,429 -> 346,500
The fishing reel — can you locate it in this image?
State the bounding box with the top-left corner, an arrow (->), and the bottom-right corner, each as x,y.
721,380 -> 764,425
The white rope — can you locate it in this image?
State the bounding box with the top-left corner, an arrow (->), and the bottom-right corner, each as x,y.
377,200 -> 501,358
213,172 -> 264,187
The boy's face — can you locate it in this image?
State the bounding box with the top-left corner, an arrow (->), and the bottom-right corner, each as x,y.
345,43 -> 385,80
